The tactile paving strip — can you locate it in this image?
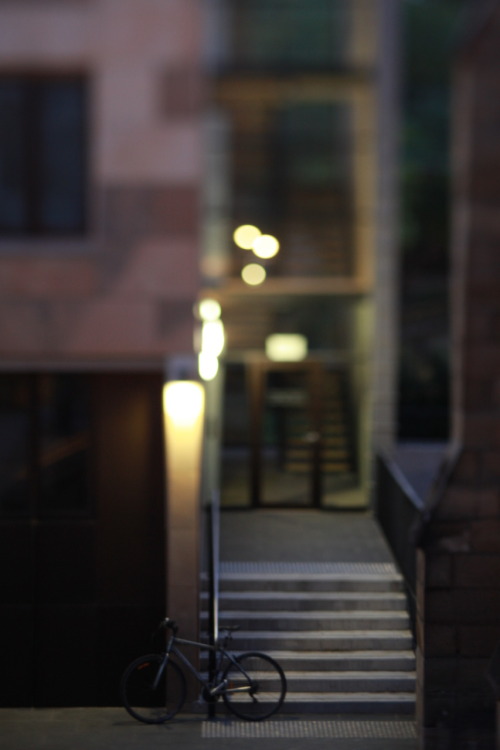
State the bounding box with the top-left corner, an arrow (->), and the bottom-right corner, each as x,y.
219,562 -> 399,575
202,719 -> 417,739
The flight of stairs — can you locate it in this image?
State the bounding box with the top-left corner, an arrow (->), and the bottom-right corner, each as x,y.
202,562 -> 416,714
282,370 -> 357,484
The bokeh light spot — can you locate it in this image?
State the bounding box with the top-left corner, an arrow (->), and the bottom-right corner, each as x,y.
233,224 -> 261,250
241,263 -> 266,286
252,234 -> 280,259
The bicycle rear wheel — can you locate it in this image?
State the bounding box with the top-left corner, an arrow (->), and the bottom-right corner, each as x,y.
222,652 -> 286,720
120,653 -> 186,724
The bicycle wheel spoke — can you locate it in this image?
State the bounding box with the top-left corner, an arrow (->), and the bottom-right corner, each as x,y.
222,652 -> 286,721
120,654 -> 186,724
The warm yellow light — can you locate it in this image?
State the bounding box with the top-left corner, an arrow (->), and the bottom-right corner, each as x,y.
241,263 -> 266,286
266,334 -> 308,362
198,298 -> 221,322
163,381 -> 204,427
201,319 -> 225,357
252,234 -> 280,259
198,352 -> 219,381
233,224 -> 261,250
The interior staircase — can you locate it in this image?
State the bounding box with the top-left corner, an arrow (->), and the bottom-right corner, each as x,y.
202,561 -> 416,715
282,369 -> 357,484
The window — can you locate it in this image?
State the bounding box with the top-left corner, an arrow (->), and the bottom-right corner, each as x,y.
226,0 -> 351,71
0,75 -> 87,236
231,101 -> 355,276
0,373 -> 91,517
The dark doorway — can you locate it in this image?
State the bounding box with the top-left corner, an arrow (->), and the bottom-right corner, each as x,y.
249,361 -> 322,507
0,372 -> 165,707
221,360 -> 357,508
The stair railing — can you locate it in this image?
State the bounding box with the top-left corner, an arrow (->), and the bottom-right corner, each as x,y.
374,453 -> 424,635
205,489 -> 220,718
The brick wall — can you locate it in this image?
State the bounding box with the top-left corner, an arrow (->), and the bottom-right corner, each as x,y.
0,0 -> 204,366
417,3 -> 500,743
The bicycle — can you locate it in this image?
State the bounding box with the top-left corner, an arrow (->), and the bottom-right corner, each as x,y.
120,617 -> 287,724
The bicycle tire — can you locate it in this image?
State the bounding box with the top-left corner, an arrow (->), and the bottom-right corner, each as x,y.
222,651 -> 287,721
120,653 -> 186,724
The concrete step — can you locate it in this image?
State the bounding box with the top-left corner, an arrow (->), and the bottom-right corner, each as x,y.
213,610 -> 410,632
279,692 -> 416,714
203,561 -> 415,716
284,670 -> 416,692
202,590 -> 408,611
198,670 -> 414,694
228,630 -> 414,652
214,573 -> 405,594
265,650 -> 416,672
200,650 -> 415,672
199,650 -> 416,673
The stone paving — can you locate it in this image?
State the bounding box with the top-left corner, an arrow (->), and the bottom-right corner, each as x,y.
1,708 -> 418,750
219,508 -> 394,563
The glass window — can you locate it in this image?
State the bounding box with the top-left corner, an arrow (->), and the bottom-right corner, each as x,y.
38,374 -> 90,515
0,76 -> 87,236
0,373 -> 91,517
221,364 -> 251,507
231,101 -> 355,277
279,104 -> 351,189
0,375 -> 32,515
227,0 -> 351,71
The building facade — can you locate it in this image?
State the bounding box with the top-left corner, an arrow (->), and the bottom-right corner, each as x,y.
203,0 -> 400,510
416,2 -> 500,744
0,0 -> 400,707
0,0 -> 205,706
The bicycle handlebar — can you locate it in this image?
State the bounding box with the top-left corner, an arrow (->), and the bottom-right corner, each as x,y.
159,618 -> 239,642
160,617 -> 178,635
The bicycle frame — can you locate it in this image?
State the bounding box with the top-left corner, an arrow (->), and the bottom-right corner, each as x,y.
161,633 -> 253,697
121,620 -> 287,724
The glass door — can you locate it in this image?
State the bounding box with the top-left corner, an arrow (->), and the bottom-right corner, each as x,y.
248,362 -> 322,507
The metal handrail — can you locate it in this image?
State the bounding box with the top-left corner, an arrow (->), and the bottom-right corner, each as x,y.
374,453 -> 424,634
207,489 -> 220,645
206,489 -> 220,718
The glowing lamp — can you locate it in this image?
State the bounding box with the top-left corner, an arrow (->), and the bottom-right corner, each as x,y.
198,352 -> 219,381
163,379 -> 205,642
201,319 -> 225,358
198,298 -> 221,322
163,381 -> 204,428
265,334 -> 308,362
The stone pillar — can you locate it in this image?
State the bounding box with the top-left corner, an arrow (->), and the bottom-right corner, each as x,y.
163,380 -> 205,698
417,5 -> 500,745
373,0 -> 402,452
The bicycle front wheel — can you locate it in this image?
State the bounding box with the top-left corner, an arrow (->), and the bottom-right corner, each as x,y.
222,652 -> 287,720
120,653 -> 186,724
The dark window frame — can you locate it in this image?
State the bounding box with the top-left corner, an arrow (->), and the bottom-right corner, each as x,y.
224,0 -> 352,73
0,372 -> 93,519
0,73 -> 88,237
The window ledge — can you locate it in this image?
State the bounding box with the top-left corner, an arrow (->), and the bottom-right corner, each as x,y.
0,237 -> 99,256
